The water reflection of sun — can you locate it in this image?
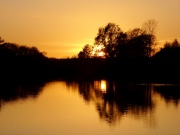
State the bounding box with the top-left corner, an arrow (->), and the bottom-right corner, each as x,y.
94,80 -> 107,93
100,80 -> 107,93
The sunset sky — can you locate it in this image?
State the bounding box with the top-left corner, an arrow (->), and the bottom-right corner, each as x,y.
0,0 -> 180,58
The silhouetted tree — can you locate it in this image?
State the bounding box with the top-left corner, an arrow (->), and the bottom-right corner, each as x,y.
117,28 -> 145,58
0,42 -> 18,57
142,19 -> 158,56
149,39 -> 180,81
164,39 -> 180,48
94,20 -> 157,59
112,31 -> 128,58
0,37 -> 4,44
94,23 -> 124,58
78,51 -> 85,58
0,42 -> 46,59
153,39 -> 180,64
78,44 -> 93,58
123,19 -> 157,58
160,39 -> 180,51
127,29 -> 154,58
142,19 -> 158,35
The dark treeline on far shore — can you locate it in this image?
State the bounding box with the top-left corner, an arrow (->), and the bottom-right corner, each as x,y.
1,19 -> 180,83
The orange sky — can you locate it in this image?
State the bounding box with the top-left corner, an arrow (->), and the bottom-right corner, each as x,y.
0,0 -> 180,58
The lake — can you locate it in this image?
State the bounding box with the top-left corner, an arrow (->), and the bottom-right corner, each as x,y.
0,80 -> 180,135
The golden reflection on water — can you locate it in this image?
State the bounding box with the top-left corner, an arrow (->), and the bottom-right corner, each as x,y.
94,80 -> 107,93
100,80 -> 107,93
1,81 -> 180,135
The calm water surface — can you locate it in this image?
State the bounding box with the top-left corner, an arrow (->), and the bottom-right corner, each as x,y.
0,80 -> 180,135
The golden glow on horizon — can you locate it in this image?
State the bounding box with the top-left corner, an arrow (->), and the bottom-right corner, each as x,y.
98,52 -> 105,57
1,0 -> 180,58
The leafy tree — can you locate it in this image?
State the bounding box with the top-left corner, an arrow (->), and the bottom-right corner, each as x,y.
127,29 -> 155,58
94,20 -> 157,59
94,23 -> 124,58
127,28 -> 144,39
78,44 -> 93,58
162,39 -> 180,49
78,51 -> 85,58
153,39 -> 180,63
0,42 -> 46,58
113,32 -> 128,58
170,39 -> 180,48
121,19 -> 157,58
117,28 -> 144,58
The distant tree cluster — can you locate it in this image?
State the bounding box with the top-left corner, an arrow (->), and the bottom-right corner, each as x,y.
0,37 -> 48,82
0,38 -> 46,59
78,19 -> 157,59
153,39 -> 180,62
163,39 -> 180,48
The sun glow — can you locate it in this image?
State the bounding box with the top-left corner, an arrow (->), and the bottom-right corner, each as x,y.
94,80 -> 107,93
1,1 -> 180,58
93,45 -> 105,57
100,80 -> 107,93
97,51 -> 105,57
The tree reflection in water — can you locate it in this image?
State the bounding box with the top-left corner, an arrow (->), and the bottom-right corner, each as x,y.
0,81 -> 45,110
153,84 -> 180,106
2,80 -> 180,127
66,80 -> 155,126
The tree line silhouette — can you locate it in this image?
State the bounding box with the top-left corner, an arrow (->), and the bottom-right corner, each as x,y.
0,19 -> 180,82
78,19 -> 157,58
0,80 -> 45,110
1,79 -> 180,126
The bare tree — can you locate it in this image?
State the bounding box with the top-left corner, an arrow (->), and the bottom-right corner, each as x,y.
127,28 -> 144,39
142,19 -> 158,35
142,19 -> 158,57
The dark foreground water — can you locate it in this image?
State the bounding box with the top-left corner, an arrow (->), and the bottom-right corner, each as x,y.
0,80 -> 180,135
